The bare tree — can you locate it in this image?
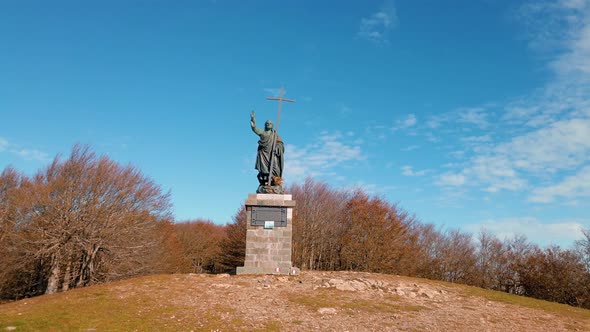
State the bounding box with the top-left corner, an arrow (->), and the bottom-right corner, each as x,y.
516,246 -> 590,307
290,178 -> 349,271
174,219 -> 226,273
502,234 -> 536,295
0,167 -> 44,299
218,207 -> 247,271
338,191 -> 419,275
575,228 -> 590,272
417,228 -> 477,284
475,230 -> 509,290
13,145 -> 171,295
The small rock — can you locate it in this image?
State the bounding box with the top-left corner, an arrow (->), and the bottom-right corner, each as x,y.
290,267 -> 301,275
317,307 -> 337,315
215,273 -> 230,279
5,327 -> 17,331
417,289 -> 433,298
211,283 -> 231,289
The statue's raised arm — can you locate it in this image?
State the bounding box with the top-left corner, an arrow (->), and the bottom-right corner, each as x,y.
250,111 -> 264,136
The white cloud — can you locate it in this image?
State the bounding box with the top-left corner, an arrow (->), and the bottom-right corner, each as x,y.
401,165 -> 426,177
392,114 -> 417,131
458,107 -> 490,128
263,87 -> 287,97
402,114 -> 417,127
401,145 -> 419,152
339,105 -> 353,115
529,166 -> 590,202
497,118 -> 590,172
344,181 -> 395,195
425,133 -> 440,143
425,107 -> 491,131
440,116 -> 590,194
433,0 -> 590,194
12,149 -> 50,162
0,137 -> 8,151
465,217 -> 587,247
461,135 -> 492,143
284,132 -> 365,182
358,1 -> 398,43
436,173 -> 466,186
0,137 -> 50,162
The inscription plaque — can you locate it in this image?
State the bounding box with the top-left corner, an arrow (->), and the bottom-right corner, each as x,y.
251,206 -> 287,227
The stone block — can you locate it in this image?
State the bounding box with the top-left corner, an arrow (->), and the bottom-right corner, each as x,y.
237,193 -> 298,275
279,249 -> 291,256
237,266 -> 264,275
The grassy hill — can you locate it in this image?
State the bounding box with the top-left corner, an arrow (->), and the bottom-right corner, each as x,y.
1,271 -> 589,331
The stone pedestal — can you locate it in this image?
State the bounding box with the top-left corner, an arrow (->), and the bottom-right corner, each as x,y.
237,193 -> 298,275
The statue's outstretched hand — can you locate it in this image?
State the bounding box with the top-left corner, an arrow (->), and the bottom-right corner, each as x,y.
250,111 -> 256,127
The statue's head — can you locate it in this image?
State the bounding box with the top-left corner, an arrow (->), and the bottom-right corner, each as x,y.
265,120 -> 273,131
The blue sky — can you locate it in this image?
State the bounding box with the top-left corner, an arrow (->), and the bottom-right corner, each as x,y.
1,0 -> 589,247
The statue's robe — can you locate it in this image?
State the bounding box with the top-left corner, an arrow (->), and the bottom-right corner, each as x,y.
253,127 -> 284,178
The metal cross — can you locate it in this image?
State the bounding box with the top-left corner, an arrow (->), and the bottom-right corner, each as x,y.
265,86 -> 295,186
266,86 -> 296,134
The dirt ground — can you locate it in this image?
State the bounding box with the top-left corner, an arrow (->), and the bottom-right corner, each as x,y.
112,271 -> 590,332
1,270 -> 589,331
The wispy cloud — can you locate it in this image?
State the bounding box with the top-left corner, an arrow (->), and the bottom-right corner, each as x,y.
339,105 -> 353,116
432,1 -> 590,200
357,1 -> 398,43
461,135 -> 492,143
263,87 -> 287,97
0,137 -> 50,162
344,181 -> 396,195
426,107 -> 491,130
517,0 -> 589,53
401,165 -> 426,177
0,137 -> 8,151
13,149 -> 50,162
465,217 -> 587,247
401,145 -> 419,152
442,116 -> 590,193
284,131 -> 365,183
436,173 -> 466,187
529,165 -> 590,203
457,107 -> 490,129
392,113 -> 417,131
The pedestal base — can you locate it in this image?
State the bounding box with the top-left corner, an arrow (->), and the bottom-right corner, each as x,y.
236,194 -> 298,275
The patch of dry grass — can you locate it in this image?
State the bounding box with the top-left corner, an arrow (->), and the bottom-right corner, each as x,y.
459,285 -> 590,321
287,288 -> 426,316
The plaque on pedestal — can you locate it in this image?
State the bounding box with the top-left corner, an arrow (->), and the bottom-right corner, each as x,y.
236,194 -> 298,275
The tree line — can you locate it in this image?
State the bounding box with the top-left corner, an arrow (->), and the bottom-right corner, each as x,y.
1,146 -> 589,309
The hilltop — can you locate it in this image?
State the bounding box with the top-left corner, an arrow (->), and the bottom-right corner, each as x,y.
1,271 -> 589,331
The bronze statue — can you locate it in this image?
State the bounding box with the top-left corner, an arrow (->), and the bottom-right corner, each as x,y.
251,86 -> 295,194
251,111 -> 284,193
